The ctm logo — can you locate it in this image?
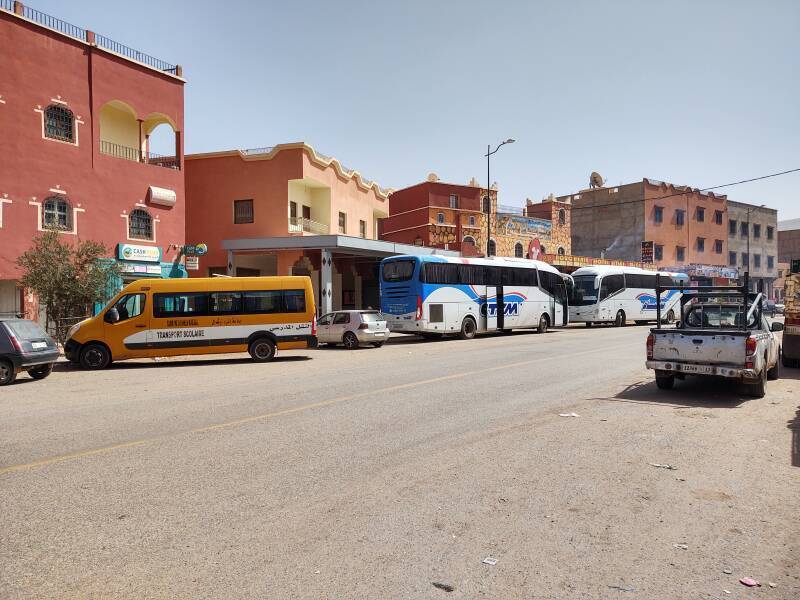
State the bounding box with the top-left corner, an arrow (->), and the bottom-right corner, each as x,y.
483,301 -> 520,317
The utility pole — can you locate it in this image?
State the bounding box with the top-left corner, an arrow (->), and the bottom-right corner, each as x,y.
484,139 -> 515,256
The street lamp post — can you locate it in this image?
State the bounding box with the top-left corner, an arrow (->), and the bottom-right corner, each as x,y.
744,204 -> 766,290
484,139 -> 515,256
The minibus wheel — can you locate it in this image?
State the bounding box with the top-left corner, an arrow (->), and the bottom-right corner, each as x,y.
249,338 -> 276,362
79,343 -> 111,370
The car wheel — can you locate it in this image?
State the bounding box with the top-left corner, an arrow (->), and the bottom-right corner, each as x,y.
614,310 -> 626,327
655,374 -> 675,390
29,364 -> 54,380
585,322 -> 593,328
248,337 -> 276,362
79,343 -> 111,370
0,359 -> 16,386
459,317 -> 477,340
767,349 -> 780,380
537,313 -> 549,334
343,331 -> 359,350
747,364 -> 767,398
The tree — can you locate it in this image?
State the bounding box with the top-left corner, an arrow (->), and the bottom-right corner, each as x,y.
17,232 -> 121,344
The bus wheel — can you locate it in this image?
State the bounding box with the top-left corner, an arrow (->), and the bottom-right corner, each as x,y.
459,317 -> 477,340
79,343 -> 111,370
663,309 -> 675,324
248,337 -> 276,362
537,314 -> 549,334
614,310 -> 626,327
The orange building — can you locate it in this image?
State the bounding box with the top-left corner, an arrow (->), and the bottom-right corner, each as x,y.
185,142 -> 398,311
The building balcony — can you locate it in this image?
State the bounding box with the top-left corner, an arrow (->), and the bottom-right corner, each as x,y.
288,217 -> 329,235
100,140 -> 180,170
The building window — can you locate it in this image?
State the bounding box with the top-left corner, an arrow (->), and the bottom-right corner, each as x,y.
483,196 -> 490,213
233,199 -> 254,224
514,242 -> 524,258
359,219 -> 366,238
129,208 -> 153,240
767,225 -> 774,240
557,246 -> 566,255
675,209 -> 685,226
653,206 -> 663,223
289,201 -> 298,219
437,212 -> 445,224
754,254 -> 761,269
753,223 -> 761,239
729,251 -> 737,266
696,207 -> 705,222
449,194 -> 458,209
742,252 -> 749,267
558,208 -> 566,225
740,222 -> 748,237
676,246 -> 685,262
338,211 -> 346,233
767,255 -> 774,270
469,215 -> 476,226
714,239 -> 723,254
44,104 -> 74,143
42,196 -> 71,230
714,210 -> 723,225
696,237 -> 705,252
729,219 -> 737,235
654,244 -> 663,261
487,239 -> 496,256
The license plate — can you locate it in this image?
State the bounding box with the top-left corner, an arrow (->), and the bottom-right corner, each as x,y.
681,364 -> 715,374
31,342 -> 47,349
374,332 -> 386,336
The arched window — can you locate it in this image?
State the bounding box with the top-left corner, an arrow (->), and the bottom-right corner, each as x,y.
540,245 -> 547,254
469,215 -> 476,226
557,246 -> 566,255
463,236 -> 476,247
129,208 -> 153,240
437,212 -> 445,224
487,239 -> 496,256
43,197 -> 71,230
44,105 -> 74,143
515,242 -> 524,258
558,208 -> 566,225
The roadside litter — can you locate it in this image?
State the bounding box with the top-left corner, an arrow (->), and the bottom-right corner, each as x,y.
482,557 -> 498,566
739,577 -> 760,587
673,543 -> 688,550
431,581 -> 454,592
722,568 -> 733,574
559,412 -> 580,418
607,584 -> 635,592
768,582 -> 777,588
649,463 -> 678,470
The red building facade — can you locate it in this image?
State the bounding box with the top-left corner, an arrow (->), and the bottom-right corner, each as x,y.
0,2 -> 186,319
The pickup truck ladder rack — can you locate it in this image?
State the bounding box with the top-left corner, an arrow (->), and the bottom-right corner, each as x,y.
654,272 -> 752,330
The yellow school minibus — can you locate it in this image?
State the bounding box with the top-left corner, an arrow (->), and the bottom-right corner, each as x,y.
64,276 -> 317,369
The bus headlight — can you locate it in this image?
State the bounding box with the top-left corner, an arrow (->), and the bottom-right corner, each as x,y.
67,322 -> 81,339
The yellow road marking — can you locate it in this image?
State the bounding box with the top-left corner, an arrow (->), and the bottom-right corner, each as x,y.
0,345 -> 624,476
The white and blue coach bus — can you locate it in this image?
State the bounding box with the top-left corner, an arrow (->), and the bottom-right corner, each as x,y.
568,265 -> 689,327
380,255 -> 569,339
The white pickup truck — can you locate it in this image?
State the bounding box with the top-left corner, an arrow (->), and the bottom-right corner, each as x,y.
646,291 -> 783,398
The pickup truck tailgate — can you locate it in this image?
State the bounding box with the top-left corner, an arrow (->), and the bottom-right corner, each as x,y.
652,330 -> 747,365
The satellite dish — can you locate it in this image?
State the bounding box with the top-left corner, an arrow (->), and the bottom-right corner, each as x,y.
427,172 -> 439,182
590,172 -> 605,189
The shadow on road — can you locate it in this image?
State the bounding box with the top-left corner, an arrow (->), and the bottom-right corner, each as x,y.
53,355 -> 312,373
789,406 -> 800,468
599,377 -> 753,409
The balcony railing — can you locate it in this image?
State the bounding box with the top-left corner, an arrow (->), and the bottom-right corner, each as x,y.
100,139 -> 180,170
288,217 -> 329,235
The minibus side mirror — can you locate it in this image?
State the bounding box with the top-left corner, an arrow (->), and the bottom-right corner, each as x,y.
104,308 -> 120,324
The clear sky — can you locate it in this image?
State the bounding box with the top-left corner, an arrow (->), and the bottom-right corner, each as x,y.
33,0 -> 800,217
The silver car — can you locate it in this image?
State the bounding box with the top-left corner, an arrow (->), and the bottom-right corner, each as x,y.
317,310 -> 389,349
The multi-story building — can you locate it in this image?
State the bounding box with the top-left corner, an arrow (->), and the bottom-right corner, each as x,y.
778,218 -> 800,264
726,201 -> 778,295
380,177 -> 571,259
184,142 -> 391,310
0,1 -> 187,319
562,178 -> 736,282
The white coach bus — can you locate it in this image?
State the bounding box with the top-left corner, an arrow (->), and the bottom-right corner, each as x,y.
568,265 -> 689,327
380,255 -> 569,339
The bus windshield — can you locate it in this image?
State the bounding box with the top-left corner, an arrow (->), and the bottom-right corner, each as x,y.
382,260 -> 416,282
571,275 -> 599,306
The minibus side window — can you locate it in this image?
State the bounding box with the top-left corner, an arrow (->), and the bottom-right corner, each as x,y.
113,293 -> 145,321
283,289 -> 306,313
210,292 -> 241,314
154,292 -> 208,318
242,291 -> 282,314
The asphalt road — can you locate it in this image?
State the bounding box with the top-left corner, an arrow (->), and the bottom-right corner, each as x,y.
1,324 -> 798,599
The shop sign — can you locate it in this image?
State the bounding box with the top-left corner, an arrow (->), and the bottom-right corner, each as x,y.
119,263 -> 162,275
117,244 -> 161,263
185,256 -> 199,270
641,241 -> 654,264
182,243 -> 208,256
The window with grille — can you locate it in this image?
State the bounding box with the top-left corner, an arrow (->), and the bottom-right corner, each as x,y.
696,207 -> 705,222
469,215 -> 476,226
42,197 -> 71,230
437,212 -> 445,224
515,242 -> 523,257
675,210 -> 685,226
129,208 -> 153,240
714,210 -> 723,225
449,195 -> 458,209
714,239 -> 723,254
44,105 -> 74,143
558,209 -> 566,225
234,199 -> 254,224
